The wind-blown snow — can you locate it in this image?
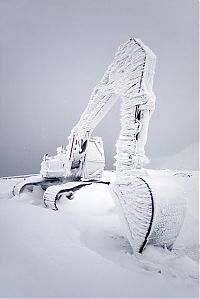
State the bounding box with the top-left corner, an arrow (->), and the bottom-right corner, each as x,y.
0,170 -> 199,298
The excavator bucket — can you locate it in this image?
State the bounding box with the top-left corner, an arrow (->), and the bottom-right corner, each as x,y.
110,174 -> 187,254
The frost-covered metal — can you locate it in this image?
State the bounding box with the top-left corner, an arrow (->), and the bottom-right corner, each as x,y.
67,38 -> 156,178
39,38 -> 156,180
111,176 -> 186,253
13,38 -> 187,254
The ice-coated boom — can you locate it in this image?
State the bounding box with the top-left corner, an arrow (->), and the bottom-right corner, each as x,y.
40,38 -> 156,180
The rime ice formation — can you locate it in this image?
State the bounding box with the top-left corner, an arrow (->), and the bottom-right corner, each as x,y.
71,38 -> 186,253
111,176 -> 186,253
13,38 -> 187,254
70,38 -> 156,176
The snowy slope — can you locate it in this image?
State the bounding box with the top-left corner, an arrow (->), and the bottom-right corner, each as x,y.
150,142 -> 199,171
0,171 -> 198,298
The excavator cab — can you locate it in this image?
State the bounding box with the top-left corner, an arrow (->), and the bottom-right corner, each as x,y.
82,137 -> 105,179
40,138 -> 105,180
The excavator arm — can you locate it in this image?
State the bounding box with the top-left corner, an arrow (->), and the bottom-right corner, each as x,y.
40,38 -> 156,180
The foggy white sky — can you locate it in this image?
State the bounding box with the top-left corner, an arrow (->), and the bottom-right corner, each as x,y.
0,0 -> 198,176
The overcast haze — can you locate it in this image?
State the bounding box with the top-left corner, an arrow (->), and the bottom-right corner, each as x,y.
0,0 -> 198,177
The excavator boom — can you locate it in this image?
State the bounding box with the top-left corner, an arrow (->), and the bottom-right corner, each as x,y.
40,38 -> 156,180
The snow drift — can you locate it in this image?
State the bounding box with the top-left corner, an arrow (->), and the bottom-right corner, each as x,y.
0,169 -> 198,298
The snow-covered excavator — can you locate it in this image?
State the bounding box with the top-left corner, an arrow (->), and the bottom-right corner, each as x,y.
13,38 -> 187,254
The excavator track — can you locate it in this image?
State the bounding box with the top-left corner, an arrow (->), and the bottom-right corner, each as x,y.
12,175 -> 64,197
12,175 -> 47,196
12,174 -> 110,211
43,181 -> 92,210
43,180 -> 110,210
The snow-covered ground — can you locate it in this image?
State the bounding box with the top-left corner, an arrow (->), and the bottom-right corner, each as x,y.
0,167 -> 199,298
